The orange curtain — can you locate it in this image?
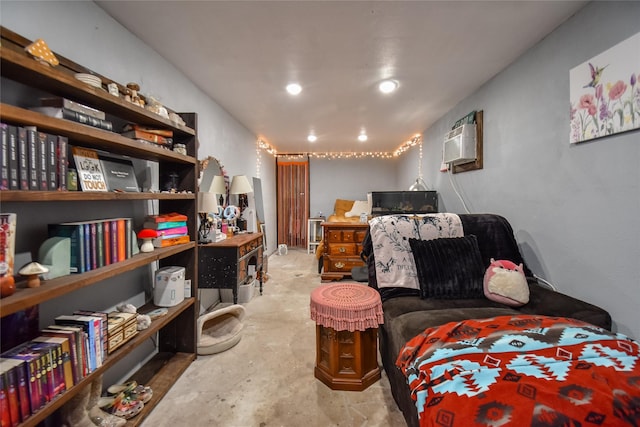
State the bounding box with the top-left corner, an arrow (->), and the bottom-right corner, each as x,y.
277,158 -> 309,248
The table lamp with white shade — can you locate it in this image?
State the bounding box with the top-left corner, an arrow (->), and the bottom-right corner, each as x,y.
229,175 -> 253,231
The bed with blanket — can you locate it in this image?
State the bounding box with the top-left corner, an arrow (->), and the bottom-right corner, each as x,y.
361,213 -> 639,426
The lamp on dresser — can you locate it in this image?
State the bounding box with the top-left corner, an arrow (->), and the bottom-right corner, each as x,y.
198,191 -> 218,243
229,175 -> 253,231
211,175 -> 227,207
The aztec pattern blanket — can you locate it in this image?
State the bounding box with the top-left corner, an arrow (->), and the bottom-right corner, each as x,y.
397,315 -> 640,427
369,213 -> 463,290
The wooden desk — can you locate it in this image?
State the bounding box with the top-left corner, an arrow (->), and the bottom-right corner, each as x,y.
198,233 -> 264,304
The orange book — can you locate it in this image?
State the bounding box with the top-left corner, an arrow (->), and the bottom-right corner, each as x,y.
153,235 -> 189,248
145,212 -> 188,223
117,219 -> 126,261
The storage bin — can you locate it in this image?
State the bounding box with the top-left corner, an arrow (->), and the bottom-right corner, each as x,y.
220,279 -> 255,304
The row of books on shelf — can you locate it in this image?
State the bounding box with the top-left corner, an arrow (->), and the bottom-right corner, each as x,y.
48,217 -> 135,274
0,123 -> 68,192
0,310 -> 137,424
32,97 -> 175,148
0,121 -> 143,193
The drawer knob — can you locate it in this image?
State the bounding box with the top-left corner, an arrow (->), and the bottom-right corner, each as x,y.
335,262 -> 345,269
339,247 -> 346,253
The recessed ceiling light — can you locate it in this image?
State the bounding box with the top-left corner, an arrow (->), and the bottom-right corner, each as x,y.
358,133 -> 368,142
378,79 -> 398,94
307,134 -> 317,142
286,83 -> 302,95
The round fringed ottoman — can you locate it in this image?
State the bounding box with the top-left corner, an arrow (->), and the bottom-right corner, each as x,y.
310,283 -> 383,391
197,304 -> 245,355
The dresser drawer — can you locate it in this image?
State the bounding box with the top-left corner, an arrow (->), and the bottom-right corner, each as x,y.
327,229 -> 356,243
328,243 -> 357,256
326,256 -> 364,272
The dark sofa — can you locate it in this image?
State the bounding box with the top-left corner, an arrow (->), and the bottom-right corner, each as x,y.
361,213 -> 612,427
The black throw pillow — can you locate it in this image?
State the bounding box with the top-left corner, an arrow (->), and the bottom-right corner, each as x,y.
409,235 -> 485,299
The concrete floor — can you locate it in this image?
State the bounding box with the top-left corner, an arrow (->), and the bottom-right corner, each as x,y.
141,248 -> 406,427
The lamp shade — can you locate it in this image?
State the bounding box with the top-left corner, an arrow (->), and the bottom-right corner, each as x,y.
229,175 -> 253,194
211,175 -> 226,194
198,192 -> 218,213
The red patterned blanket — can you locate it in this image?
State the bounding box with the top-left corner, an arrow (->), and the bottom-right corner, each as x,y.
396,315 -> 640,426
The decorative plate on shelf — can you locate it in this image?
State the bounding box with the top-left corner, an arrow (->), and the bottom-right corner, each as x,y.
75,73 -> 102,88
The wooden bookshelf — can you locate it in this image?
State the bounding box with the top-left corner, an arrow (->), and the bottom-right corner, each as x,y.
0,26 -> 199,426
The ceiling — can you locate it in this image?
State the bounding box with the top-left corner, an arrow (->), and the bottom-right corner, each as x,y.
96,1 -> 586,155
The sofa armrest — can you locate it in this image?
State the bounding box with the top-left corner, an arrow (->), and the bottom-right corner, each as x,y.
520,280 -> 612,330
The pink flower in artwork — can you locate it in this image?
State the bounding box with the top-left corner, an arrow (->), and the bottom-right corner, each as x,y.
608,80 -> 627,100
579,94 -> 597,116
595,83 -> 603,100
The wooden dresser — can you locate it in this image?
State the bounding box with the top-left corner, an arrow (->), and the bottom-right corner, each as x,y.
321,222 -> 368,281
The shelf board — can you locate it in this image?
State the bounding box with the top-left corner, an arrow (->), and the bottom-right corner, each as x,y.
0,104 -> 197,165
0,190 -> 195,202
0,243 -> 196,316
0,45 -> 195,137
124,352 -> 196,427
16,299 -> 195,427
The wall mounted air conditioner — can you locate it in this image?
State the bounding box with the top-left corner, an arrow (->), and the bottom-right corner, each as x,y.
443,124 -> 477,165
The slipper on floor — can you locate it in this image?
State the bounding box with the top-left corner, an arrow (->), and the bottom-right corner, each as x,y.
98,393 -> 144,419
107,380 -> 137,395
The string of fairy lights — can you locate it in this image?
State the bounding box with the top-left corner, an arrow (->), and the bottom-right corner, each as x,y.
256,134 -> 423,162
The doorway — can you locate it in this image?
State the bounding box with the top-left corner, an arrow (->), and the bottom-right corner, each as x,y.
276,157 -> 309,249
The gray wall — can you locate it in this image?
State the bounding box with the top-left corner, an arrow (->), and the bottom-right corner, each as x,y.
309,156 -> 399,219
398,1 -> 640,339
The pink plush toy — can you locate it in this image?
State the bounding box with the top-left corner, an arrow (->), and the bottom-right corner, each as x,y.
483,258 -> 530,307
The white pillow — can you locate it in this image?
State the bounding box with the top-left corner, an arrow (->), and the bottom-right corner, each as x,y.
345,200 -> 371,217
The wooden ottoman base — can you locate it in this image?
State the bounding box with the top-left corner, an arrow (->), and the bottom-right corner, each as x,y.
314,324 -> 380,391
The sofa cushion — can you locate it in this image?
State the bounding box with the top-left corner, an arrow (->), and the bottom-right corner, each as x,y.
409,235 -> 485,299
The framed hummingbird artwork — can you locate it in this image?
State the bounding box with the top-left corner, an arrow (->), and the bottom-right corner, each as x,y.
569,31 -> 640,144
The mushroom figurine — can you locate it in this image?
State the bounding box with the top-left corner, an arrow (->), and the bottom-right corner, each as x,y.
137,229 -> 158,253
19,262 -> 49,288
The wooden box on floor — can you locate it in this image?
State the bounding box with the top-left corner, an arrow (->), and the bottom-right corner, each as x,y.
314,324 -> 380,391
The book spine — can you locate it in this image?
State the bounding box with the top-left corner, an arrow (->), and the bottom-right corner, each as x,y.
17,127 -> 29,190
157,226 -> 189,237
110,220 -> 118,264
117,219 -> 125,262
25,127 -> 38,190
8,125 -> 19,190
83,224 -> 91,272
125,218 -> 132,259
37,132 -> 48,190
46,134 -> 57,191
61,108 -> 113,132
96,221 -> 104,268
57,136 -> 68,191
1,123 -> 9,190
103,220 -> 111,266
90,222 -> 97,270
1,367 -> 20,426
13,362 -> 30,422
